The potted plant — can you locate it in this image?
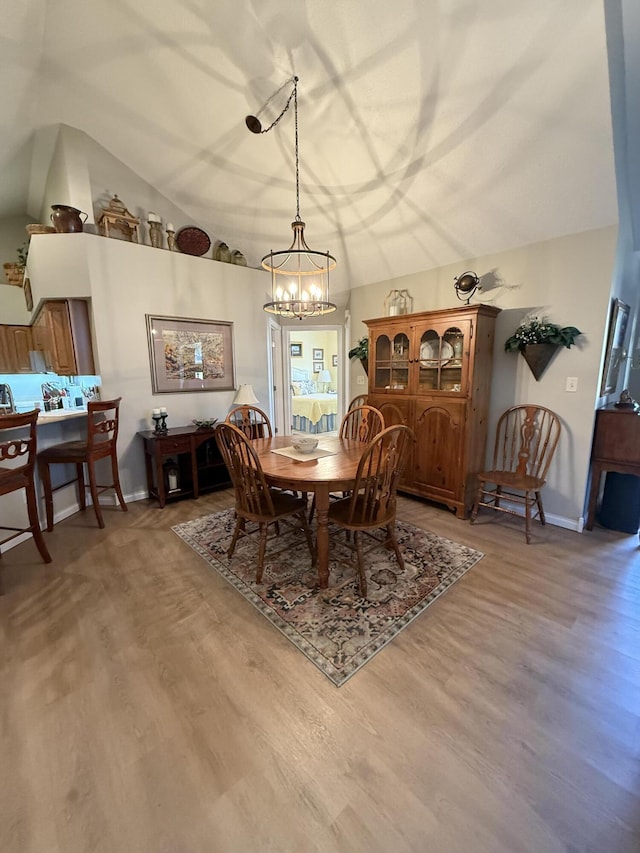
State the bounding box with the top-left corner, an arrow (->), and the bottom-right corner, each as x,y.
3,242 -> 28,286
348,336 -> 369,375
504,315 -> 583,380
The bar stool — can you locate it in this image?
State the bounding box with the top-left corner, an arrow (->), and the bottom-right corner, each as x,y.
38,397 -> 128,530
0,410 -> 52,573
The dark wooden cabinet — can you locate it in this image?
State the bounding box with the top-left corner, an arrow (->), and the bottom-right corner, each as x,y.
586,405 -> 640,530
138,425 -> 231,508
366,304 -> 500,517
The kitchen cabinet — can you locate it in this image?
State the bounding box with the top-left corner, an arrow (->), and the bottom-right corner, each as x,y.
365,304 -> 500,517
0,324 -> 34,373
32,299 -> 95,375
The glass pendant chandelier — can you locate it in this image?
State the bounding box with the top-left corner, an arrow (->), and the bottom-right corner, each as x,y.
247,77 -> 336,320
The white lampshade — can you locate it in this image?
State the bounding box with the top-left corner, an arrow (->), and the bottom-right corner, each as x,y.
318,369 -> 331,383
232,384 -> 260,405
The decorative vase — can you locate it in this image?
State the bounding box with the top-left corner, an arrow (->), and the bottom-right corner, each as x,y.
521,343 -> 559,381
50,204 -> 87,233
214,242 -> 232,263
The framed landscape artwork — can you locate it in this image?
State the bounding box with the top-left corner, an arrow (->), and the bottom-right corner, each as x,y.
146,314 -> 235,393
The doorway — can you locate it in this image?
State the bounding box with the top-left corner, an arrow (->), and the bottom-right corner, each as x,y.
273,325 -> 345,436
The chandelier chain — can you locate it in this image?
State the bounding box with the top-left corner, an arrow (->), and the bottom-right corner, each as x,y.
257,75 -> 298,135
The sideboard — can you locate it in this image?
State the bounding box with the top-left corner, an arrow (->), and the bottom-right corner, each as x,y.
585,405 -> 640,530
138,424 -> 230,508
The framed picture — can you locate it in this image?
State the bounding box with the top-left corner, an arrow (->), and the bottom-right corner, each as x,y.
332,354 -> 338,367
313,347 -> 324,360
313,361 -> 324,373
600,298 -> 630,395
146,314 -> 235,393
290,342 -> 303,358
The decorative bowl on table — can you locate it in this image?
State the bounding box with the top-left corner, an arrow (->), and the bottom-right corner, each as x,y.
292,436 -> 319,453
192,418 -> 218,429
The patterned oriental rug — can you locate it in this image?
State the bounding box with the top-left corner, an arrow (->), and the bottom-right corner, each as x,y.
172,509 -> 484,687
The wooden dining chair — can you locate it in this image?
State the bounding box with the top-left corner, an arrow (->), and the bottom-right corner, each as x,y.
328,424 -> 413,596
226,405 -> 272,439
308,405 -> 385,523
214,422 -> 315,582
37,398 -> 128,531
470,404 -> 561,543
347,394 -> 368,411
0,410 -> 52,582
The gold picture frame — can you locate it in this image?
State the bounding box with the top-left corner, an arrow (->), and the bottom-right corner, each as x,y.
600,298 -> 630,396
146,314 -> 235,394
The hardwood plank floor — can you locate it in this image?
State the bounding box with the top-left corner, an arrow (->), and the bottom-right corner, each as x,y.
1,491 -> 639,852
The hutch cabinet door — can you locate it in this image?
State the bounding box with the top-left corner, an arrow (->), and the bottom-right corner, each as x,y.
411,399 -> 466,507
369,325 -> 411,393
412,318 -> 471,396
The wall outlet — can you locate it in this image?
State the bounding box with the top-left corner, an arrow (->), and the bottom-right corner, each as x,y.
357,375 -> 366,385
565,376 -> 578,392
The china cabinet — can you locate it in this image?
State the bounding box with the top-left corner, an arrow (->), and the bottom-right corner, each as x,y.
365,304 -> 500,517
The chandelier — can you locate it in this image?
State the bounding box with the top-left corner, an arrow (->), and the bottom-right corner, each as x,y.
246,76 -> 336,319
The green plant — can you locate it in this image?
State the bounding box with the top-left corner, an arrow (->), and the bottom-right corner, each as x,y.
16,242 -> 28,266
504,316 -> 583,353
348,336 -> 369,361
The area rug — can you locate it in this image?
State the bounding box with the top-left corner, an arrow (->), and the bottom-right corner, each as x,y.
172,510 -> 484,686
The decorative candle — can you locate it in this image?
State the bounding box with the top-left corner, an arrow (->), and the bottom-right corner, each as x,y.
166,222 -> 175,232
148,212 -> 161,223
152,408 -> 160,415
159,407 -> 167,414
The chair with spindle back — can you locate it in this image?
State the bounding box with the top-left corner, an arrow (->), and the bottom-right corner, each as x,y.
470,404 -> 561,543
226,405 -> 272,439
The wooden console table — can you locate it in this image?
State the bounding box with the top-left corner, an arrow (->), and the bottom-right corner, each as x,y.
585,405 -> 640,530
138,424 -> 230,508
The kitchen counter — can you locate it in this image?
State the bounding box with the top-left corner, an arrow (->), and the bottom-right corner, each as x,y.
36,409 -> 87,424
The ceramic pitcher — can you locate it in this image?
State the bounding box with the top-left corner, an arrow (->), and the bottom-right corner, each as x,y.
50,204 -> 88,233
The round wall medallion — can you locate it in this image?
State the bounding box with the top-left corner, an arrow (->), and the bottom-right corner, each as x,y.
176,226 -> 211,256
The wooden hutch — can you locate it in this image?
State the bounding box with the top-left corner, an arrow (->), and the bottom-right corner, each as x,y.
365,304 -> 501,517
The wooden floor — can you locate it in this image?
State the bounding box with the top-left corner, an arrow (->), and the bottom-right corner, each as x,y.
1,490 -> 639,853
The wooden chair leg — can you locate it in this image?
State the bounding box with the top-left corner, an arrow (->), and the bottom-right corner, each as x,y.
353,531 -> 367,597
536,491 -> 546,525
76,463 -> 86,511
256,524 -> 268,583
111,453 -> 128,513
25,480 -> 52,563
86,459 -> 105,528
227,516 -> 243,558
38,459 -> 55,532
524,490 -> 532,544
470,480 -> 484,522
387,523 -> 404,571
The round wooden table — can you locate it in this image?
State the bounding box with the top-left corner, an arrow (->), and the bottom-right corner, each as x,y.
252,435 -> 366,588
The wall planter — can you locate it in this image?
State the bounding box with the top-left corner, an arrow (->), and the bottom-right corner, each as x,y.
521,343 -> 560,381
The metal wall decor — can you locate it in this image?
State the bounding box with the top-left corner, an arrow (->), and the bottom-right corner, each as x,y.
454,271 -> 480,303
384,289 -> 413,316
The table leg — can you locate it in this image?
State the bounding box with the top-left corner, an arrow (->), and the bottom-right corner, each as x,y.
315,483 -> 331,588
154,446 -> 166,509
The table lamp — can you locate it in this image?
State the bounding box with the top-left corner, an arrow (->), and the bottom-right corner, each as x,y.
318,369 -> 331,392
232,384 -> 260,406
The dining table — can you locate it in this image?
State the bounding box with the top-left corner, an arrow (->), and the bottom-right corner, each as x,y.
251,434 -> 368,588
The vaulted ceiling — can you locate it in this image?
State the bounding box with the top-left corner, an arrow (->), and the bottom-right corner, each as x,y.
1,1 -> 619,300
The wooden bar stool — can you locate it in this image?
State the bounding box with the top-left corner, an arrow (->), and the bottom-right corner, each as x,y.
38,397 -> 128,531
0,410 -> 52,572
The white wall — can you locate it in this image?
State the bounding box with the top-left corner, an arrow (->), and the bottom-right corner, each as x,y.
27,232 -> 270,505
347,225 -> 618,529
